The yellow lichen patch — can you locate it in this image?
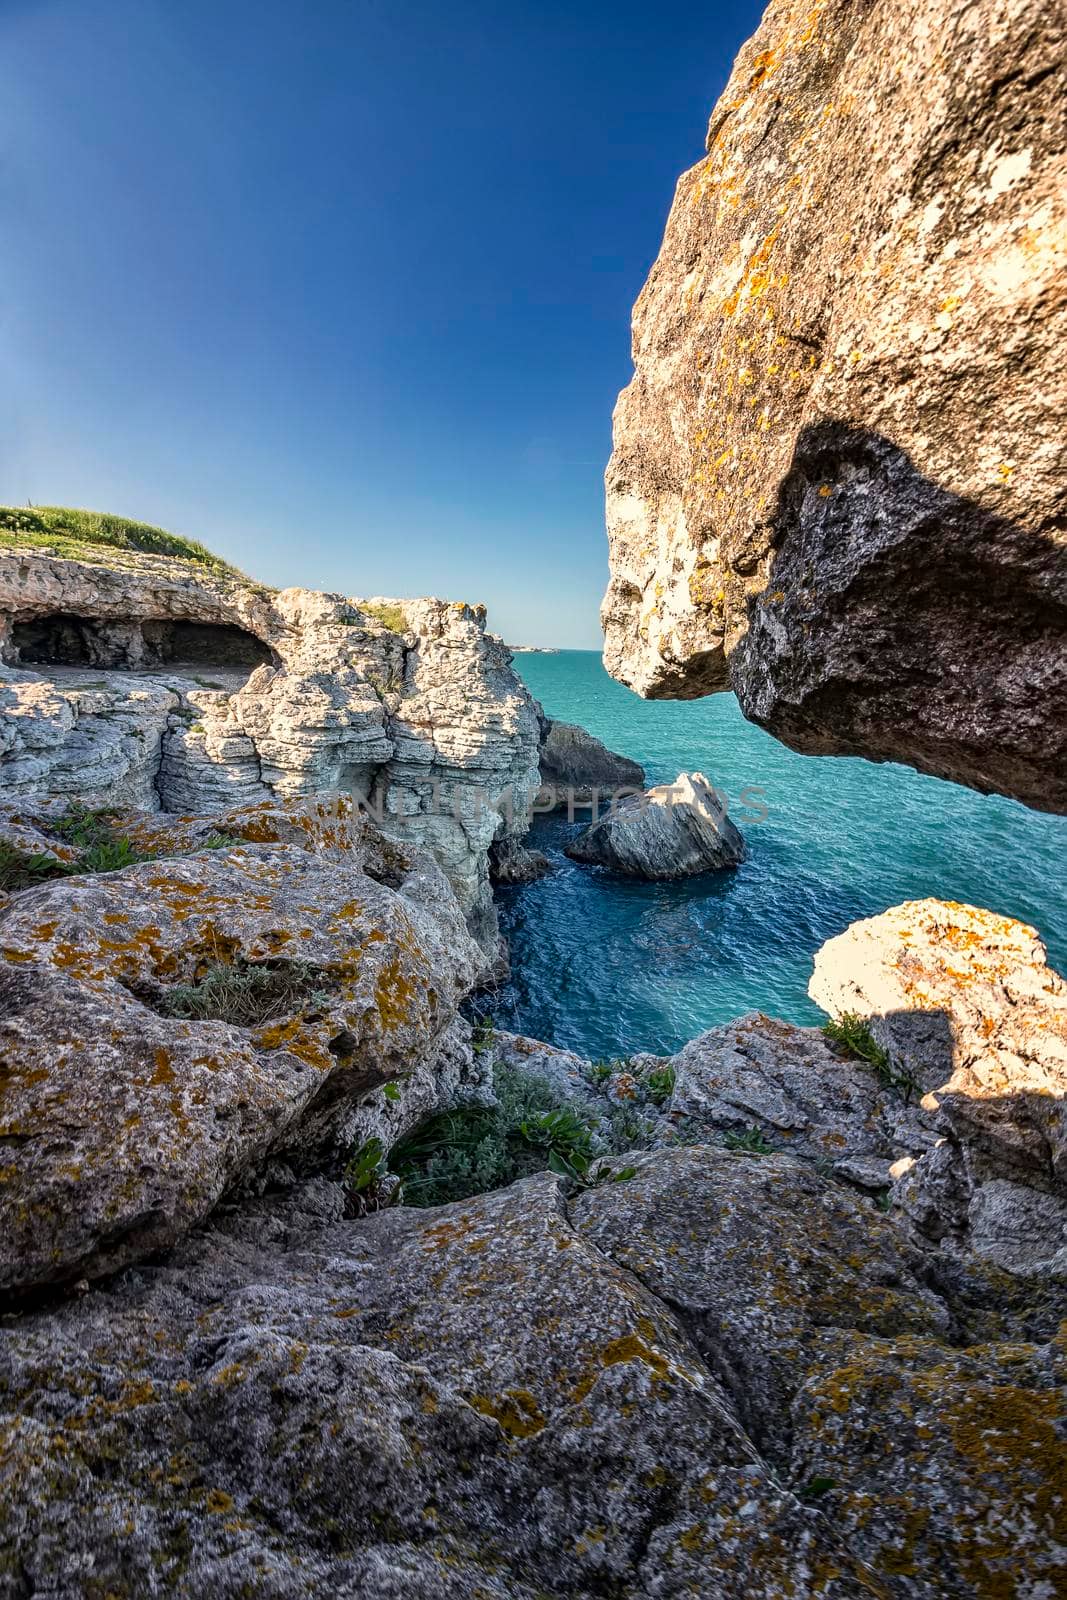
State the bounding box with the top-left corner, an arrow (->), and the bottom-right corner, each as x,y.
149,1049 -> 175,1087
375,955 -> 419,1030
465,1388 -> 546,1440
251,1015 -> 332,1070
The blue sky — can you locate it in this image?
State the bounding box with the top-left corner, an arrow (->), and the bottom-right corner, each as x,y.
1,0 -> 763,646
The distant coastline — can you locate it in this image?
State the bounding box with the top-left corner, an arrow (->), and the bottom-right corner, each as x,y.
508,644 -> 561,654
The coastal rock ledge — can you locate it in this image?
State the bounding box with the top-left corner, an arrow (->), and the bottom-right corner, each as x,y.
601,0 -> 1067,813
0,542 -> 543,954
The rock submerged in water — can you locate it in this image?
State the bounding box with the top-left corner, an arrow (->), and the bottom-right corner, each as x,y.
537,716 -> 645,807
488,834 -> 553,884
566,771 -> 744,878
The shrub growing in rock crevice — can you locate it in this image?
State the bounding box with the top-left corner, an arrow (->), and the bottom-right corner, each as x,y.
149,956 -> 336,1028
387,1059 -> 644,1208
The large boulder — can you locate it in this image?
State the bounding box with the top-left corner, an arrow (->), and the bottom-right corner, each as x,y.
0,1152 -> 1062,1598
538,717 -> 645,808
811,899 -> 1067,1270
661,1011 -> 936,1190
0,548 -> 543,950
566,771 -> 744,878
0,800 -> 486,1295
601,0 -> 1066,814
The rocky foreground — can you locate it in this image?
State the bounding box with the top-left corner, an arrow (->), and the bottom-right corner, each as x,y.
2,0 -> 1066,1587
0,784 -> 1063,1597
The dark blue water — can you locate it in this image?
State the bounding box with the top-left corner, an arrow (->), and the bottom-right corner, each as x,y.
491,651 -> 1067,1057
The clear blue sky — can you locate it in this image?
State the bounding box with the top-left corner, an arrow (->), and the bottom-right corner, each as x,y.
1,0 -> 763,646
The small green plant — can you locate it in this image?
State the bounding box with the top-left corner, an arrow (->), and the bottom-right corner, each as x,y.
821,1013 -> 919,1103
799,1475 -> 837,1500
344,1136 -> 385,1193
200,831 -> 239,850
155,956 -> 332,1027
75,837 -> 143,874
382,1081 -> 401,1103
873,1188 -> 894,1213
644,1064 -> 676,1106
587,1059 -> 614,1085
723,1126 -> 774,1156
518,1106 -> 595,1181
46,808 -> 146,875
52,805 -> 121,853
471,1015 -> 495,1055
0,841 -> 67,893
360,601 -> 409,635
389,1060 -> 645,1208
343,1136 -> 391,1214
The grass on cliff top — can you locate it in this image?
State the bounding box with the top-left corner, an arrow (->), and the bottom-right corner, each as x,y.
359,600 -> 409,634
0,506 -> 242,575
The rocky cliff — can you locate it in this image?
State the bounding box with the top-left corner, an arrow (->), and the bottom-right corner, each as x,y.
602,0 -> 1066,813
0,541 -> 542,952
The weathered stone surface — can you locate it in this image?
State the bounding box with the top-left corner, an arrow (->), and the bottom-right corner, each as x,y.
487,835 -> 552,884
811,899 -> 1067,1269
0,550 -> 543,948
2,1152 -> 1062,1597
538,717 -> 645,807
566,771 -> 744,878
0,808 -> 485,1294
602,0 -> 1067,813
576,1146 -> 1067,1594
661,1011 -> 936,1186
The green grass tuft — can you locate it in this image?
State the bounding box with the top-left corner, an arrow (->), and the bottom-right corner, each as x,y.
0,841 -> 68,893
155,956 -> 333,1027
388,1058 -> 643,1207
821,1013 -> 919,1103
360,601 -> 409,634
0,505 -> 241,574
723,1126 -> 774,1156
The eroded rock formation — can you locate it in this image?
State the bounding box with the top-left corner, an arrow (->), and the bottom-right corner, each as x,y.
538,718 -> 646,807
602,0 -> 1066,813
566,771 -> 745,878
0,797 -> 486,1295
0,545 -> 542,948
811,898 -> 1067,1270
2,1154 -> 1063,1598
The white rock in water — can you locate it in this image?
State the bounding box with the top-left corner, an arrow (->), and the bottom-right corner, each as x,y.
565,771 -> 744,878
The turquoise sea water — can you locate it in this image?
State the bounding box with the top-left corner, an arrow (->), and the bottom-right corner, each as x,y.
489,650 -> 1067,1058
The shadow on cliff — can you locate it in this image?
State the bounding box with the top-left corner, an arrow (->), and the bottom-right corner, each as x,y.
728,422 -> 1067,815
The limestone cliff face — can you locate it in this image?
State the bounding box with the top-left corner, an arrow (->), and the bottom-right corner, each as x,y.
0,546 -> 542,947
602,0 -> 1066,813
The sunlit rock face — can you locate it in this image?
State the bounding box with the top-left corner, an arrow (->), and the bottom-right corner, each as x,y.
811,898 -> 1067,1272
602,0 -> 1066,813
0,797 -> 487,1296
0,547 -> 542,948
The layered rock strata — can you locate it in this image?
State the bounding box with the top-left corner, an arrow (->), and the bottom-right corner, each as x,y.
0,547 -> 542,948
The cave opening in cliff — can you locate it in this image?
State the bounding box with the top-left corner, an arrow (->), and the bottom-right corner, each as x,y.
7,613 -> 274,674
9,612 -> 120,667
140,620 -> 273,670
